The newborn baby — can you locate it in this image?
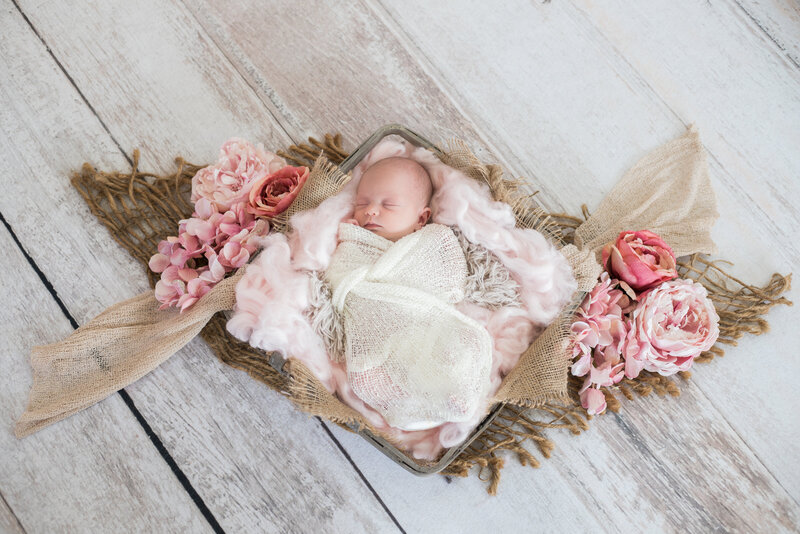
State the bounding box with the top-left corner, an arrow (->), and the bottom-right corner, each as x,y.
323,156 -> 494,431
343,156 -> 432,241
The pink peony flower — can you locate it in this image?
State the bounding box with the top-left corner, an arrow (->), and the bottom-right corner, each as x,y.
247,165 -> 310,218
601,230 -> 678,292
625,278 -> 720,376
191,138 -> 285,211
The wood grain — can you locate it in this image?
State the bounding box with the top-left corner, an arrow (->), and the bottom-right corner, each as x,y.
734,0 -> 800,69
180,0 -> 502,169
568,0 -> 800,265
1,2 -> 400,532
0,226 -> 213,532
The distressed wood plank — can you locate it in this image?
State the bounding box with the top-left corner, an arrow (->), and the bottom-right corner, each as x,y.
567,0 -> 800,265
733,0 -> 800,68
179,0 -> 500,168
562,0 -> 800,504
371,0 -> 800,264
2,1 -> 400,532
0,227 -> 213,533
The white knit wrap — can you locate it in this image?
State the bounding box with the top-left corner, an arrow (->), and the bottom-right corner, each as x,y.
325,222 -> 493,430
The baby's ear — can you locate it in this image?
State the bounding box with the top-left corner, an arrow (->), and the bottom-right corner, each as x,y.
417,207 -> 431,228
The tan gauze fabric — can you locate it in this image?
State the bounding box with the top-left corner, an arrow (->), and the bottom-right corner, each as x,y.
494,124 -> 720,406
16,124 -> 719,436
15,267 -> 245,438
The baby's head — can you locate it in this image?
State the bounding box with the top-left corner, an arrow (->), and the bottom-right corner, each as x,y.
353,157 -> 432,242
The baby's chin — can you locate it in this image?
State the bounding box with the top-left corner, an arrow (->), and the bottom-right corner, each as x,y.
368,227 -> 415,242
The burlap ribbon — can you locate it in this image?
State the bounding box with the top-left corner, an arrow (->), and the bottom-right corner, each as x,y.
15,270 -> 244,437
15,124 -> 718,437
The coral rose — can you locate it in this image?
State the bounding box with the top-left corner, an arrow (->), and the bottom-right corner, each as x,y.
626,278 -> 720,376
247,165 -> 309,218
602,230 -> 678,291
191,138 -> 285,211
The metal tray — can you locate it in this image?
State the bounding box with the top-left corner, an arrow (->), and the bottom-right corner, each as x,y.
265,123 -> 505,475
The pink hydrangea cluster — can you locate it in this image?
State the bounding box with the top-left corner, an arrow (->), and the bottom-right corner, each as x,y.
570,272 -> 634,415
149,198 -> 268,311
571,230 -> 720,415
149,138 -> 281,312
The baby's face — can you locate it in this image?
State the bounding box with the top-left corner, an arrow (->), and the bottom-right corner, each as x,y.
353,158 -> 432,242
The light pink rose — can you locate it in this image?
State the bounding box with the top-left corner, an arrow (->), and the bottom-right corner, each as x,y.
626,278 -> 720,376
191,138 -> 285,211
601,230 -> 678,292
247,165 -> 310,218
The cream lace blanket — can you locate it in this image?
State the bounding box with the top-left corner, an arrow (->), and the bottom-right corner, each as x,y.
325,222 -> 494,430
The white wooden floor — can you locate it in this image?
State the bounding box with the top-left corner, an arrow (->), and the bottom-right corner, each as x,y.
1,0 -> 799,532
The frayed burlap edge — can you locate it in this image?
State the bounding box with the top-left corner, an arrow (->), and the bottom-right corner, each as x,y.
71,133 -> 793,495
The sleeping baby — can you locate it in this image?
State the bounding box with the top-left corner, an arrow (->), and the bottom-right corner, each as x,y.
316,157 -> 519,431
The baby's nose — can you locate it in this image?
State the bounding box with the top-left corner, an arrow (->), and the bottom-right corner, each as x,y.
365,204 -> 380,216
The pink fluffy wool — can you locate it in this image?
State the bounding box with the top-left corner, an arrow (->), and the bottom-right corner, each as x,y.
226,137 -> 576,459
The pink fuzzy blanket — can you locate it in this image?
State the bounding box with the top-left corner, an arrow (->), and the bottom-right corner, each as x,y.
226,137 -> 576,459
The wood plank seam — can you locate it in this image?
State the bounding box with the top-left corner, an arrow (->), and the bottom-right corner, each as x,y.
174,0 -> 304,145
565,1 -> 800,268
365,0 -> 526,188
683,380 -> 800,510
371,0 -> 800,271
7,0 -> 796,525
8,0 -> 133,168
0,210 -> 224,534
0,490 -> 26,534
561,3 -> 800,267
730,0 -> 800,70
317,419 -> 406,534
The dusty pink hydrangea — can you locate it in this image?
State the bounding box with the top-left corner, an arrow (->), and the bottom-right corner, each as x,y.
570,272 -> 633,415
149,199 -> 268,311
624,278 -> 720,376
191,138 -> 285,211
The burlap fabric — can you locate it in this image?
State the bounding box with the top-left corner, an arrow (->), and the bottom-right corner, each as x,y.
14,127 -> 792,495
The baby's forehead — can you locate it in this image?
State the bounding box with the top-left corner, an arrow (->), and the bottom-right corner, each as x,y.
358,157 -> 431,194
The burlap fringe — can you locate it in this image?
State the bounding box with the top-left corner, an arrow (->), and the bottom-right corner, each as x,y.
71,133 -> 792,495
